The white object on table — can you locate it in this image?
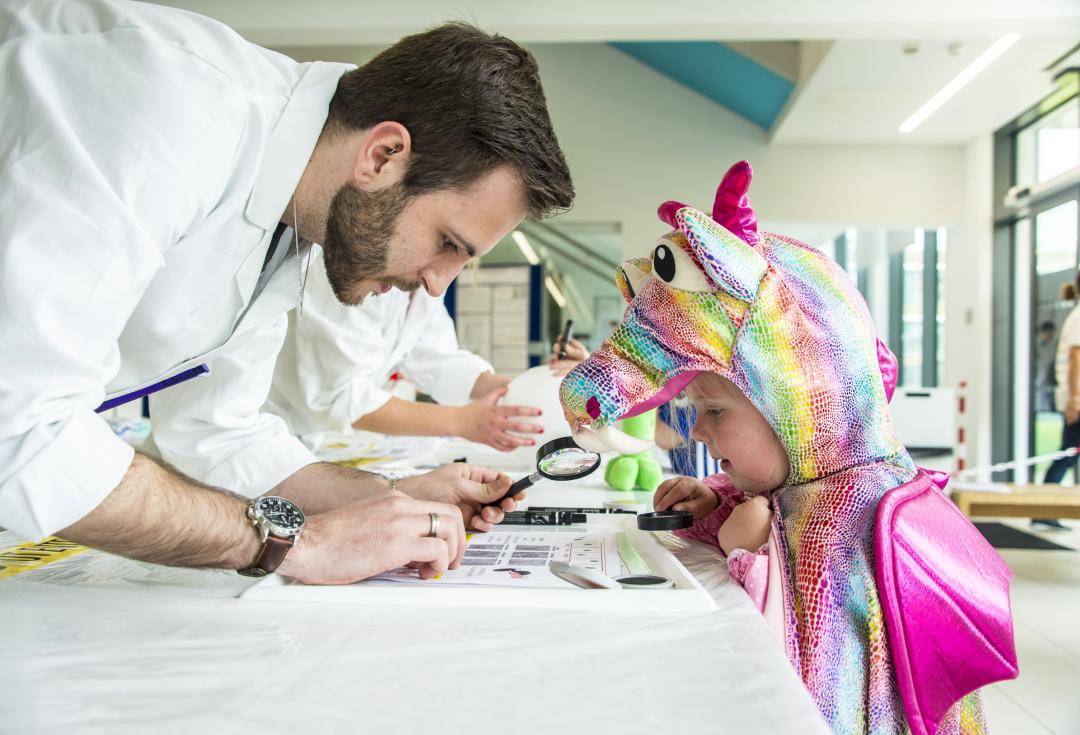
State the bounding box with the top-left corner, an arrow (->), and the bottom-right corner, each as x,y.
549,560 -> 622,589
500,365 -> 577,465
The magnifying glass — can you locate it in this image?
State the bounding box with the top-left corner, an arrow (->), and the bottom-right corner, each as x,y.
549,561 -> 675,590
496,436 -> 601,504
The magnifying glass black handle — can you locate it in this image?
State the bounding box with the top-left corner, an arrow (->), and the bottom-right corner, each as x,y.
557,319 -> 574,360
497,472 -> 538,505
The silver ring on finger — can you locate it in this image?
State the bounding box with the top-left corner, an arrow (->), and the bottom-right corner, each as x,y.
427,512 -> 440,538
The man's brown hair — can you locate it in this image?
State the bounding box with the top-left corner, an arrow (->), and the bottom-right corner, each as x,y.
327,22 -> 574,218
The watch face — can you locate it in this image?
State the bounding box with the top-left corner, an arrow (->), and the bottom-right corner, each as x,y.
256,496 -> 305,535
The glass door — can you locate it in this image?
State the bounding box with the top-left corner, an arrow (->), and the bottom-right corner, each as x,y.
1030,194 -> 1080,482
993,81 -> 1078,481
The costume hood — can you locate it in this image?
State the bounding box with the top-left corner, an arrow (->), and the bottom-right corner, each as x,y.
560,161 -> 910,485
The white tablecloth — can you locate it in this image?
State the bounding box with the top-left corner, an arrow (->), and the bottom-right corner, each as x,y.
0,439 -> 828,734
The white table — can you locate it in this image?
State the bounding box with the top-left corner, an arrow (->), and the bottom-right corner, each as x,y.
0,439 -> 828,734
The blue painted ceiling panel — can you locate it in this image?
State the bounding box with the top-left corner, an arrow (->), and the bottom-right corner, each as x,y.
611,41 -> 795,130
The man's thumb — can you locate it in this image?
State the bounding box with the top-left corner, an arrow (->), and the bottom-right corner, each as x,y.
482,475 -> 512,500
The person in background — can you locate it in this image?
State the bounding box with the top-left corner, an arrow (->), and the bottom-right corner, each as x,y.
1035,320 -> 1057,413
549,332 -> 591,376
267,261 -> 544,452
656,396 -> 721,478
1037,276 -> 1080,531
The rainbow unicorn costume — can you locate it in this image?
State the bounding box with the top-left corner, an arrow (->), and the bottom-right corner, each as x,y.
559,162 -> 1008,734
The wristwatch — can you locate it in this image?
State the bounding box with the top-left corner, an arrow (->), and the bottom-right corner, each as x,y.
237,495 -> 306,577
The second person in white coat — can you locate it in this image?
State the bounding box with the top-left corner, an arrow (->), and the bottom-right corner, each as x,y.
267,257 -> 544,452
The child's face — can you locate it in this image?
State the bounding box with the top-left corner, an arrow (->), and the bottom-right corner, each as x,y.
686,372 -> 790,494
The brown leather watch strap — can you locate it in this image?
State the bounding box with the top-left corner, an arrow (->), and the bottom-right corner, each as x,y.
238,534 -> 296,578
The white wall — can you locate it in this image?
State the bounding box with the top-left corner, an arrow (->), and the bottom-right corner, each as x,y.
284,42 -> 967,249
943,134 -> 995,474
526,44 -> 967,250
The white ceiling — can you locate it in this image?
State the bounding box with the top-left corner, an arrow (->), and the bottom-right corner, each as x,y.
156,1 -> 1080,146
772,37 -> 1079,144
156,1 -> 1080,45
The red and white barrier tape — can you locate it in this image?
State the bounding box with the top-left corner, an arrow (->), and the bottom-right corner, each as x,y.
955,381 -> 968,473
955,445 -> 1080,480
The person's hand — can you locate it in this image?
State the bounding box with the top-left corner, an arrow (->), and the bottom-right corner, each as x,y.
548,337 -> 589,376
716,495 -> 772,556
456,387 -> 544,452
1067,396 -> 1080,424
279,487 -> 466,585
397,463 -> 523,532
653,476 -> 719,519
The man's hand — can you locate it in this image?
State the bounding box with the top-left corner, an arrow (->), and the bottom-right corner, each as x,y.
653,476 -> 719,519
456,387 -> 544,452
548,337 -> 589,377
280,488 -> 467,585
397,463 -> 522,532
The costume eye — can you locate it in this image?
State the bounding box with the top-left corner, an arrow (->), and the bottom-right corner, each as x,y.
653,244 -> 676,282
651,239 -> 712,292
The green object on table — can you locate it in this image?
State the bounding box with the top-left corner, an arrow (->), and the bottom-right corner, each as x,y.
604,409 -> 662,492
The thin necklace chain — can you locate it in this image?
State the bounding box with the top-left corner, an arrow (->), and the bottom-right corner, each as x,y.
294,195 -> 313,315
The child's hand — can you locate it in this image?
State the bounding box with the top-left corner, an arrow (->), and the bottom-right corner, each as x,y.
653,477 -> 719,520
717,495 -> 772,556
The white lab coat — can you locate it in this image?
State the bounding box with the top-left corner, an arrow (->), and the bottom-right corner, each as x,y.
0,0 -> 353,539
266,258 -> 493,442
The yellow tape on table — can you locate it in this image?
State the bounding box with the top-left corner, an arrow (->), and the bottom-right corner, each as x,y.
0,536 -> 89,580
333,457 -> 392,470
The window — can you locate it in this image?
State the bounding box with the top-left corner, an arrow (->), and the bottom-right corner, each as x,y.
1016,100 -> 1080,188
827,227 -> 945,388
1032,199 -> 1080,480
901,232 -> 926,387
992,79 -> 1079,480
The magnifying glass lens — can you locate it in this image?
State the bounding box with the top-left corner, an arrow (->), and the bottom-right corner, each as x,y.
496,437 -> 602,505
538,447 -> 601,477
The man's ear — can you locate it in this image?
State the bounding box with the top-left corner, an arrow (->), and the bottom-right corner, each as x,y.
352,121 -> 412,186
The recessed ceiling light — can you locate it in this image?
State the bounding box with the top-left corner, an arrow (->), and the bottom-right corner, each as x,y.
899,34 -> 1020,134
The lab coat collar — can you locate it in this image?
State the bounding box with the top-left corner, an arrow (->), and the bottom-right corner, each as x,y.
243,61 -> 355,233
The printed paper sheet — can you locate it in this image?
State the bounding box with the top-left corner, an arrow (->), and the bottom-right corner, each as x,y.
371,530 -> 625,589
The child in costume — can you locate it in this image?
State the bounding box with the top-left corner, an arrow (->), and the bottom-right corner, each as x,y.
559,162 -> 1016,735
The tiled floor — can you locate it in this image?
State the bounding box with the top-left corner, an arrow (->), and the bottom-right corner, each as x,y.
978,518 -> 1080,735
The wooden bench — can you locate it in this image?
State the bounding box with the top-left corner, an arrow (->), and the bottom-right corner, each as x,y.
952,483 -> 1080,519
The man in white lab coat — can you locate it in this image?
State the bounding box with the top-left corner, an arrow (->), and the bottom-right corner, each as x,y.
0,1 -> 574,583
267,258 -> 544,452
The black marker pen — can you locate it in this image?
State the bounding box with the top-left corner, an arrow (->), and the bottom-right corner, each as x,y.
498,510 -> 588,526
